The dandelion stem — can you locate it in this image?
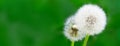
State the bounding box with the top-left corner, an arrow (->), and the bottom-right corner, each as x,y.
71,40 -> 74,46
82,34 -> 90,46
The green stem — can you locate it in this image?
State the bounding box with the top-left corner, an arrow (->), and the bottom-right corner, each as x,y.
82,34 -> 90,46
71,40 -> 74,46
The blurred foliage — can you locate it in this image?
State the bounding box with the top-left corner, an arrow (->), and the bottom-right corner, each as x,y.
0,0 -> 120,46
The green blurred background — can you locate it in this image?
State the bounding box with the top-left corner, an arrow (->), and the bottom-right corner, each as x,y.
0,0 -> 120,46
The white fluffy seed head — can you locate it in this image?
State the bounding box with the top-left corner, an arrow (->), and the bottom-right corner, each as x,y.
64,16 -> 86,41
74,4 -> 107,35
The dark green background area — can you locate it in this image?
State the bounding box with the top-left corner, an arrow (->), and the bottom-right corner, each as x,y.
0,0 -> 120,46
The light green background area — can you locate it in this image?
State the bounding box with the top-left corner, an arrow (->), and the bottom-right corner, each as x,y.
0,0 -> 120,46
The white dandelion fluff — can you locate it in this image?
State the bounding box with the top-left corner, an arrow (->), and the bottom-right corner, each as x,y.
64,16 -> 86,41
74,4 -> 107,35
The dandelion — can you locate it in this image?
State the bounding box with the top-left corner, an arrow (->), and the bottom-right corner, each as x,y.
64,16 -> 86,46
74,4 -> 106,35
74,4 -> 107,46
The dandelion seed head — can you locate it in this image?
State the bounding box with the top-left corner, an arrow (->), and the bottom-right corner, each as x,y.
74,4 -> 107,35
64,16 -> 86,41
